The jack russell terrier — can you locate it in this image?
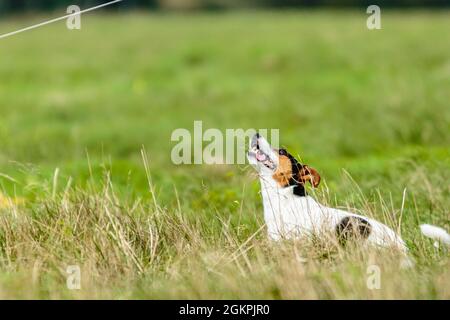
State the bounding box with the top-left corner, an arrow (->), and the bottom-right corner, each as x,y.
247,133 -> 409,253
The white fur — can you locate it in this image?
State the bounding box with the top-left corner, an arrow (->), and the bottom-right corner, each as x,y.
259,175 -> 407,251
420,224 -> 450,247
248,134 -> 408,253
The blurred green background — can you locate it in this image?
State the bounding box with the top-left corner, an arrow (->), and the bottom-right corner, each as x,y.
0,7 -> 449,226
0,0 -> 449,299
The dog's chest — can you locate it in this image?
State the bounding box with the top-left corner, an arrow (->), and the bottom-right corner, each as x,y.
261,190 -> 334,238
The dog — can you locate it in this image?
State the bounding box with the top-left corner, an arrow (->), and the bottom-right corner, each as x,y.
247,133 -> 409,254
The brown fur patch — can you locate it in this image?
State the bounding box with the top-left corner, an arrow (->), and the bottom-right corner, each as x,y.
299,165 -> 321,188
272,155 -> 293,187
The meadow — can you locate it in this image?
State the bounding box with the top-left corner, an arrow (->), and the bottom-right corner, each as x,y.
0,10 -> 449,299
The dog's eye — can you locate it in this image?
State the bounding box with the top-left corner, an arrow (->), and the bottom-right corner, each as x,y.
278,149 -> 287,156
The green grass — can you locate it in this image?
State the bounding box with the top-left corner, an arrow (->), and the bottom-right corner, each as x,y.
0,10 -> 449,299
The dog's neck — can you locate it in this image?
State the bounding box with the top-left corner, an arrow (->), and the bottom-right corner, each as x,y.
258,175 -> 307,199
258,175 -> 320,240
258,176 -> 317,215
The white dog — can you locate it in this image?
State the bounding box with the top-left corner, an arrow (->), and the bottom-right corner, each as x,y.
247,133 -> 408,253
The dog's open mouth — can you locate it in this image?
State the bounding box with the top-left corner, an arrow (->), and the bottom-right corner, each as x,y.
248,136 -> 276,170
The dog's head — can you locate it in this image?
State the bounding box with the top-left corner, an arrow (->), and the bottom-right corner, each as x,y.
247,133 -> 321,190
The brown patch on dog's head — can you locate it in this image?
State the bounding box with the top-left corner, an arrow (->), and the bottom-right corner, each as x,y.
272,150 -> 294,187
272,149 -> 321,189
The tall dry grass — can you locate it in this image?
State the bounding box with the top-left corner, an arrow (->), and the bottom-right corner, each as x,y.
0,152 -> 448,299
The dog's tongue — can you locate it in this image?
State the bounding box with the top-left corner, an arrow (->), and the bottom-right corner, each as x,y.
256,152 -> 266,161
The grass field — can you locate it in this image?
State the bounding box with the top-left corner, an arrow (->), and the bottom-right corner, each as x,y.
0,10 -> 449,299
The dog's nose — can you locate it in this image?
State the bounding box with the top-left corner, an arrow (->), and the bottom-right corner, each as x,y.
255,132 -> 260,138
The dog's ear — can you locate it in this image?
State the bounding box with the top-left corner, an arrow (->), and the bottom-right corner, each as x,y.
299,165 -> 321,188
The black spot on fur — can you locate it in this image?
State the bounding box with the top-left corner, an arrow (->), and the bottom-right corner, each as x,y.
292,185 -> 306,197
336,216 -> 372,245
287,153 -> 307,197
